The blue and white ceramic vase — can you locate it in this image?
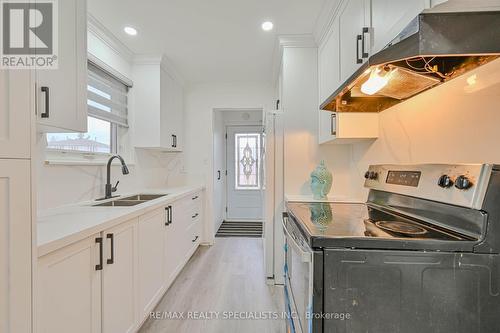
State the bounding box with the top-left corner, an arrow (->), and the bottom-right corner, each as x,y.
310,160 -> 333,200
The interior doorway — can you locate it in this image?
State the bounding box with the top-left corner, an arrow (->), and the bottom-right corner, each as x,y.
212,109 -> 264,237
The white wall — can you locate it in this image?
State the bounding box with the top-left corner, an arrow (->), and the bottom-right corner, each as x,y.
347,58 -> 500,201
182,83 -> 273,242
36,24 -> 182,210
281,46 -> 354,200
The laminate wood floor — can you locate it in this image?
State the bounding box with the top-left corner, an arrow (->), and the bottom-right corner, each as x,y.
139,237 -> 285,333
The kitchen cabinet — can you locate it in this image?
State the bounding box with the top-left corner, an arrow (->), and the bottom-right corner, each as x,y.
164,192 -> 203,286
132,56 -> 184,151
102,219 -> 138,333
318,16 -> 340,104
0,160 -> 32,333
338,0 -> 371,82
35,0 -> 87,133
138,208 -> 166,317
37,235 -> 101,333
371,0 -> 429,54
319,112 -> 379,144
0,70 -> 32,158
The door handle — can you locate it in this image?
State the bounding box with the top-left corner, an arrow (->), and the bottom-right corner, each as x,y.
356,34 -> 363,64
106,233 -> 114,264
41,86 -> 50,118
361,27 -> 369,58
95,237 -> 103,271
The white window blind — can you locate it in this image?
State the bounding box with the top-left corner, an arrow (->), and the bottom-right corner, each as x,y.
87,62 -> 129,127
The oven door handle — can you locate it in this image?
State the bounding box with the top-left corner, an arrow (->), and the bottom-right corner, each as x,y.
282,213 -> 312,263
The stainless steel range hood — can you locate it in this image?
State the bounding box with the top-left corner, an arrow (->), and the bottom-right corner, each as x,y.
320,7 -> 500,113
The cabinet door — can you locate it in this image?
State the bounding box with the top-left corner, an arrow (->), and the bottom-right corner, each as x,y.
102,219 -> 138,333
371,0 -> 429,54
0,70 -> 32,158
318,111 -> 337,144
339,0 -> 370,82
138,208 -> 165,317
318,17 -> 340,104
0,160 -> 31,333
37,235 -> 101,333
35,0 -> 87,132
164,202 -> 184,286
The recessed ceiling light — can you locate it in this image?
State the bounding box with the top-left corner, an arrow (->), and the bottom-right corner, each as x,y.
124,26 -> 138,36
261,21 -> 274,31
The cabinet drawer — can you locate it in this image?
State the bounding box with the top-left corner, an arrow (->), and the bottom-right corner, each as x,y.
186,220 -> 202,247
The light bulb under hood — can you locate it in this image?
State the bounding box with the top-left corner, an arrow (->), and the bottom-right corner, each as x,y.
361,67 -> 395,95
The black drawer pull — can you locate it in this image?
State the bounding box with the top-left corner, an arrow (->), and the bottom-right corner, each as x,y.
106,233 -> 114,264
192,196 -> 199,200
95,237 -> 103,271
192,236 -> 199,242
41,86 -> 50,118
192,213 -> 199,219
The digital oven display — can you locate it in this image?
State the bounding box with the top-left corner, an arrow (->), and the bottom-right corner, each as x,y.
386,171 -> 421,187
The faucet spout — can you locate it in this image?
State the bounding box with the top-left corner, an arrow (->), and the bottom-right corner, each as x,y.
104,155 -> 129,199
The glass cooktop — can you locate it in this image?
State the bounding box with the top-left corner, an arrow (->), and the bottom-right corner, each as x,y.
286,202 -> 472,242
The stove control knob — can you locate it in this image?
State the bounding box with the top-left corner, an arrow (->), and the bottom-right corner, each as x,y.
364,171 -> 370,179
369,171 -> 378,180
437,175 -> 453,188
455,175 -> 473,190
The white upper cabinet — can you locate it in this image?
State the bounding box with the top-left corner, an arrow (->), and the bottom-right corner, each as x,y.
318,16 -> 341,104
35,0 -> 88,133
132,56 -> 184,151
371,0 -> 430,54
0,70 -> 32,159
339,0 -> 371,82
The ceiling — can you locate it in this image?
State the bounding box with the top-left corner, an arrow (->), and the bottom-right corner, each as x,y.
88,0 -> 325,85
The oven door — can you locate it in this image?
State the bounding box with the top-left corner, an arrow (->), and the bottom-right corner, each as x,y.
283,213 -> 314,333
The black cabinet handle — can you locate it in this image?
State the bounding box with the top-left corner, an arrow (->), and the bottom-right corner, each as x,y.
171,135 -> 177,148
361,27 -> 369,58
192,236 -> 199,243
106,233 -> 114,264
217,170 -> 221,180
165,206 -> 169,226
41,86 -> 50,118
165,206 -> 172,225
192,213 -> 199,219
95,237 -> 103,271
331,113 -> 337,136
356,35 -> 363,64
192,196 -> 198,200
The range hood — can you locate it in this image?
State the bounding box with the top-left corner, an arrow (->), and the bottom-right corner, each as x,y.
321,6 -> 500,113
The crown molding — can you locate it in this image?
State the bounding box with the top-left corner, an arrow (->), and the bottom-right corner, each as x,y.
133,54 -> 186,87
87,13 -> 135,63
271,34 -> 317,86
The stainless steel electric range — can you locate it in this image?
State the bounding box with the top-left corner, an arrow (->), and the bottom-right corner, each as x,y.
283,164 -> 500,333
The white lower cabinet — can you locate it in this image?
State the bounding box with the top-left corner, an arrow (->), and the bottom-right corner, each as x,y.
102,219 -> 138,333
37,190 -> 204,333
37,235 -> 102,333
138,209 -> 166,318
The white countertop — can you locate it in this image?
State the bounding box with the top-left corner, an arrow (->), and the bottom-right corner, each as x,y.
37,186 -> 204,257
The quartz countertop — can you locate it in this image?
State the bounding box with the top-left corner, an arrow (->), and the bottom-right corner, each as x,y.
37,186 -> 204,257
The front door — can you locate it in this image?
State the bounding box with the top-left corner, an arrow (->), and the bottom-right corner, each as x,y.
226,126 -> 263,221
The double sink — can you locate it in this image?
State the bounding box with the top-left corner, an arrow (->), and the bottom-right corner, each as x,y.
93,194 -> 167,207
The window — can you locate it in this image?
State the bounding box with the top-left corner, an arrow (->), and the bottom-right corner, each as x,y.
46,62 -> 129,155
235,133 -> 261,190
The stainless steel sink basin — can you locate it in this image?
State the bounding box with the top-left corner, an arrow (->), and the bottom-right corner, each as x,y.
92,194 -> 167,207
94,200 -> 146,207
120,194 -> 167,201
